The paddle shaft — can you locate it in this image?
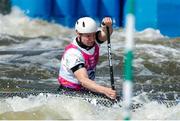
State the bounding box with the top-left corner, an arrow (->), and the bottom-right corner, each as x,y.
106,26 -> 115,90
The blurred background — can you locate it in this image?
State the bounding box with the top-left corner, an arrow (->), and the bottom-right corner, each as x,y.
1,0 -> 180,37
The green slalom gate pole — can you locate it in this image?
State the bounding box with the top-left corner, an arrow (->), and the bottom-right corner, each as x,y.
123,0 -> 135,120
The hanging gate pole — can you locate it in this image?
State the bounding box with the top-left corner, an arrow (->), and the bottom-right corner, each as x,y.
123,0 -> 135,120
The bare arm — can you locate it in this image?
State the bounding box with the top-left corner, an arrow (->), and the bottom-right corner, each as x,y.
98,17 -> 113,42
74,67 -> 116,99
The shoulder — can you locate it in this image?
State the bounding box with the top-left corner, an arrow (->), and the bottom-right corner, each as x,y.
64,48 -> 82,59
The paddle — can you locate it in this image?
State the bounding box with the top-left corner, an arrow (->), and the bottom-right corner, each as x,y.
106,26 -> 115,90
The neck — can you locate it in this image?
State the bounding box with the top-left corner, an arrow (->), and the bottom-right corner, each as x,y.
76,37 -> 95,50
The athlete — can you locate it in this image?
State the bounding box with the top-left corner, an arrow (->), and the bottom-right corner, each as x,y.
58,17 -> 116,99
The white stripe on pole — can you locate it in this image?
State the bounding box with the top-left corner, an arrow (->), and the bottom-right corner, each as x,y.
123,80 -> 133,120
125,14 -> 135,51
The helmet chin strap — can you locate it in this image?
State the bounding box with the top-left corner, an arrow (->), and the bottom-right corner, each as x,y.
76,36 -> 95,50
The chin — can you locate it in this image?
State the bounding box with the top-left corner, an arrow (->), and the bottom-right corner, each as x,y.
87,44 -> 93,47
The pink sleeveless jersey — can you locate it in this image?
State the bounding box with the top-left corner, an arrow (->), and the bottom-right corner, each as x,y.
58,43 -> 99,90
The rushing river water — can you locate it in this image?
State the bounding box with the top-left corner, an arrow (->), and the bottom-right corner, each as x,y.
0,7 -> 180,120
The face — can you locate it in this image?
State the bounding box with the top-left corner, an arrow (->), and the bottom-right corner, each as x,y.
79,33 -> 96,47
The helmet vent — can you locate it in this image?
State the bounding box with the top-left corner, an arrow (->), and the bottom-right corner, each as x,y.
82,21 -> 85,27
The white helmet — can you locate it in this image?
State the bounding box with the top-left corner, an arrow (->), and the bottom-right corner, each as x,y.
75,17 -> 97,33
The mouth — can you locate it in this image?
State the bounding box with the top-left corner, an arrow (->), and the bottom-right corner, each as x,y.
87,41 -> 95,46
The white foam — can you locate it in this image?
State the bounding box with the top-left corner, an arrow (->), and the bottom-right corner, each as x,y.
0,93 -> 179,120
135,28 -> 168,40
0,7 -> 74,38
